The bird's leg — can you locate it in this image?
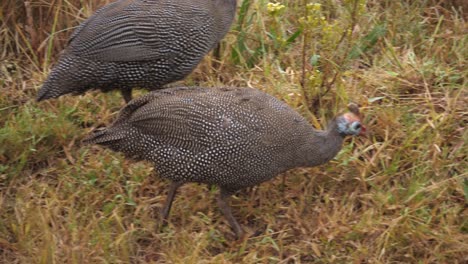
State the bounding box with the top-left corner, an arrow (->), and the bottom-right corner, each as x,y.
160,181 -> 183,224
218,188 -> 244,239
212,42 -> 221,69
281,174 -> 287,196
121,89 -> 132,103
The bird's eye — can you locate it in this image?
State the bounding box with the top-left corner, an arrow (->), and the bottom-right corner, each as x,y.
351,122 -> 361,131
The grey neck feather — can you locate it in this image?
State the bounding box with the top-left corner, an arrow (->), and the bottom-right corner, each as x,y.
223,0 -> 238,17
212,0 -> 237,35
295,118 -> 345,168
215,0 -> 237,12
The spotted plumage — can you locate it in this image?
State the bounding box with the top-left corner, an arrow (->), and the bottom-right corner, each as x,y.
37,0 -> 237,102
84,86 -> 366,238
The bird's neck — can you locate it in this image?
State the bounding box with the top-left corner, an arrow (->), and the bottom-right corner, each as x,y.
298,120 -> 345,168
216,0 -> 237,20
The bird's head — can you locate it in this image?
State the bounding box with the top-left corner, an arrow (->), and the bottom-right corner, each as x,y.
336,103 -> 366,136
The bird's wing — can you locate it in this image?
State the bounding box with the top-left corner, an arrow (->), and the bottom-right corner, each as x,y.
123,89 -> 220,153
115,87 -> 298,154
68,0 -> 214,62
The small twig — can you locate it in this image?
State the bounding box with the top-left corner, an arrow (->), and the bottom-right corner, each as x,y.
300,0 -> 314,112
311,72 -> 339,109
24,1 -> 38,52
310,0 -> 361,109
300,0 -> 309,90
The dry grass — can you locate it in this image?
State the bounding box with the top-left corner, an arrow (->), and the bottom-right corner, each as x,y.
0,0 -> 467,263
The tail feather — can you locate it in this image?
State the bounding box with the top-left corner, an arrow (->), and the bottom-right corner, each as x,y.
37,79 -> 59,102
37,54 -> 96,101
83,127 -> 126,147
84,126 -> 146,161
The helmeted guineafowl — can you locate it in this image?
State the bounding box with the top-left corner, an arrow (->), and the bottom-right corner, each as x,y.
37,0 -> 237,103
83,86 -> 366,238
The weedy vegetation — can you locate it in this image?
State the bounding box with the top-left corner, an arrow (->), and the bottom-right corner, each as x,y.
1,0 -> 467,263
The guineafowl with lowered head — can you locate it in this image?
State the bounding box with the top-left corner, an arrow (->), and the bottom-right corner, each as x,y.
37,0 -> 237,103
84,86 -> 366,238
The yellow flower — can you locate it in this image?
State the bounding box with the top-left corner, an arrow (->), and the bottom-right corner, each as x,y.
267,2 -> 286,16
306,3 -> 322,11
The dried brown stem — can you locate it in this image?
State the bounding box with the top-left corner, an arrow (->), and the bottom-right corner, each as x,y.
310,0 -> 361,110
24,1 -> 38,52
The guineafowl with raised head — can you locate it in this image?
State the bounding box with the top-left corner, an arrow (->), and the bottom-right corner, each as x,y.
83,87 -> 366,238
37,0 -> 237,103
